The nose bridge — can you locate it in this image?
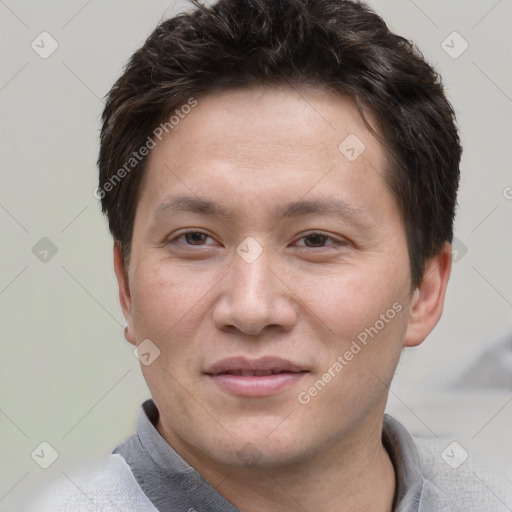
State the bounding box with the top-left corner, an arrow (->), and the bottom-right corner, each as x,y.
231,249 -> 275,313
213,246 -> 295,335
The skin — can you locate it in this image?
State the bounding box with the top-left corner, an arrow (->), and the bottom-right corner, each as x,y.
114,85 -> 452,511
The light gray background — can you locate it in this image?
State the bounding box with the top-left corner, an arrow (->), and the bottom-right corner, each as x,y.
1,0 -> 511,510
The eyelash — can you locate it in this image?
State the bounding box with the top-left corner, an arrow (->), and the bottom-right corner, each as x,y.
166,230 -> 345,249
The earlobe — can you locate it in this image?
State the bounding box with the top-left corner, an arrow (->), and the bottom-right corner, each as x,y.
403,241 -> 452,348
113,242 -> 136,345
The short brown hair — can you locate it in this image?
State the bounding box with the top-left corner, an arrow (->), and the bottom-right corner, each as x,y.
98,0 -> 461,288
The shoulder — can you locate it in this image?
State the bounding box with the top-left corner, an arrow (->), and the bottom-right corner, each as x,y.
24,454 -> 158,512
413,435 -> 512,512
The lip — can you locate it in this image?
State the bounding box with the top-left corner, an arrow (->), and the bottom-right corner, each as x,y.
205,356 -> 308,397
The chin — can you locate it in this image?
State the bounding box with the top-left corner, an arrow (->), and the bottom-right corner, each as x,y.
208,417 -> 311,469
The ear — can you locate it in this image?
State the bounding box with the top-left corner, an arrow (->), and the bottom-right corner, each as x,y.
403,241 -> 452,347
113,242 -> 136,345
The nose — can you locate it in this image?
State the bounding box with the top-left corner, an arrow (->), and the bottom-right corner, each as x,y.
212,248 -> 298,336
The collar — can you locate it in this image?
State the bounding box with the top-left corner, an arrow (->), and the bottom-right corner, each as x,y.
114,399 -> 427,511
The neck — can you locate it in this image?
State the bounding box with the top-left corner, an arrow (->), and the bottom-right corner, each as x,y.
158,416 -> 396,512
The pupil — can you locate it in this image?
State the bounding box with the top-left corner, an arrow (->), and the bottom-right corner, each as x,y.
306,234 -> 325,247
186,232 -> 205,244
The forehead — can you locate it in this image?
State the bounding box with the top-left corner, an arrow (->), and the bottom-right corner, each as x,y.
137,85 -> 393,221
152,85 -> 383,164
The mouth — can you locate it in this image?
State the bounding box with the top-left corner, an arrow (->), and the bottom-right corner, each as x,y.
216,369 -> 299,376
205,357 -> 308,397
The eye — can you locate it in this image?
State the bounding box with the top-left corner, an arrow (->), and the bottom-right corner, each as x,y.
295,232 -> 344,249
167,230 -> 215,247
166,230 -> 346,250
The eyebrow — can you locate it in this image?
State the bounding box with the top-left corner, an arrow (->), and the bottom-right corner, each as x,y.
153,195 -> 374,227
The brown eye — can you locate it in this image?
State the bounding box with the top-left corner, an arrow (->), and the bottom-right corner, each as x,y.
303,234 -> 329,247
166,230 -> 214,248
183,232 -> 208,245
294,232 -> 348,252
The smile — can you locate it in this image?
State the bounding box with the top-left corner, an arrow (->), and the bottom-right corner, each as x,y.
205,357 -> 308,397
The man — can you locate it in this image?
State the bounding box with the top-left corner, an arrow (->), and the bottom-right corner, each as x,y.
28,0 -> 512,510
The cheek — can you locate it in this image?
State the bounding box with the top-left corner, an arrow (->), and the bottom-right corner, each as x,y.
130,259 -> 212,342
296,277 -> 409,426
309,265 -> 410,397
130,262 -> 218,394
298,260 -> 409,345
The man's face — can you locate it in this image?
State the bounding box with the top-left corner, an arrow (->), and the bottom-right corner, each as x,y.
119,85 -> 416,469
